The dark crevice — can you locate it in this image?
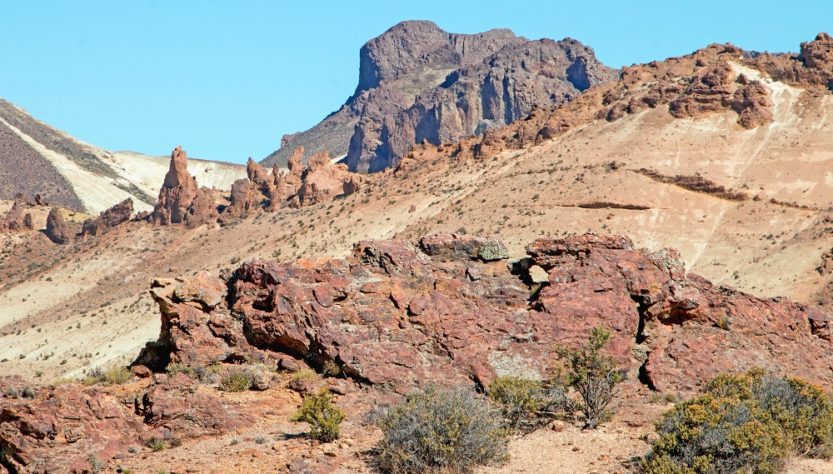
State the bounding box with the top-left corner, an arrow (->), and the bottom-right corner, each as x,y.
638,361 -> 657,391
631,294 -> 657,391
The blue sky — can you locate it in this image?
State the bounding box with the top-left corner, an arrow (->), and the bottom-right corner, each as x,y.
1,1 -> 829,163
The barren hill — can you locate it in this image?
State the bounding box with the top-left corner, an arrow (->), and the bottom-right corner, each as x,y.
0,99 -> 246,214
262,20 -> 615,172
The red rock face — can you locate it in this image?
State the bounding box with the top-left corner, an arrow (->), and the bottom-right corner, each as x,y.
144,233 -> 833,395
80,198 -> 133,237
0,374 -> 245,473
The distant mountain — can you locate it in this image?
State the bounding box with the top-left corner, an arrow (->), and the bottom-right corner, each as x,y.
262,20 -> 616,172
0,99 -> 245,214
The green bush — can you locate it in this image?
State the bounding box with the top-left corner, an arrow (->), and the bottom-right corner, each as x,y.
291,389 -> 345,442
488,376 -> 568,432
556,326 -> 623,428
218,367 -> 252,392
372,386 -> 508,473
642,369 -> 833,473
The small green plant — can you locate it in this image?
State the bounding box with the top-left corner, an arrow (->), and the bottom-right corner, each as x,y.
291,389 -> 345,442
556,326 -> 624,428
488,376 -> 568,431
642,369 -> 833,473
372,386 -> 508,473
146,437 -> 167,451
219,367 -> 252,392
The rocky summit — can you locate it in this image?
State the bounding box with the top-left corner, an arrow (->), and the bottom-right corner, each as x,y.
262,20 -> 615,172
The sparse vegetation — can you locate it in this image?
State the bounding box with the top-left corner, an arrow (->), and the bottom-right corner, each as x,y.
83,366 -> 133,386
642,369 -> 833,473
372,386 -> 508,473
290,389 -> 345,442
487,376 -> 568,432
556,326 -> 623,428
146,437 -> 167,452
218,367 -> 253,392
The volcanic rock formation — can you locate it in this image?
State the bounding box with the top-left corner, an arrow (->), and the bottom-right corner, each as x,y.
0,194 -> 34,232
219,148 -> 356,223
151,146 -> 218,227
80,198 -> 134,237
141,234 -> 833,394
0,372 -> 246,472
262,20 -> 616,172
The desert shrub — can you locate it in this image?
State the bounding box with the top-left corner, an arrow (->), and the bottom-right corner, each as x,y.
372,386 -> 508,473
219,367 -> 252,392
166,363 -> 195,378
556,326 -> 623,428
146,437 -> 167,451
83,366 -> 133,386
488,376 -> 568,431
291,389 -> 345,442
642,369 -> 833,473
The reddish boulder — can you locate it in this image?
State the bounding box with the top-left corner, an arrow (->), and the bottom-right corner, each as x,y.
45,207 -> 71,244
80,198 -> 133,237
296,151 -> 353,206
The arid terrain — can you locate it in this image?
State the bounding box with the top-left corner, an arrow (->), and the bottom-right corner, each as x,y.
2,27 -> 833,474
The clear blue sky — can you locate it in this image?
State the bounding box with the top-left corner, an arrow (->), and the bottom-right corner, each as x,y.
1,1 -> 828,163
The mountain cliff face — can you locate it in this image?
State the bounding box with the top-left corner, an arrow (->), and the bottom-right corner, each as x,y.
262,20 -> 615,172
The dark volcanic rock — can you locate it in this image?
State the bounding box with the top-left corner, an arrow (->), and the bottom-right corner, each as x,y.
262,21 -> 616,173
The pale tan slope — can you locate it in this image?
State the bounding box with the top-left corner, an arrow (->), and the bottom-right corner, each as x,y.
0,99 -> 246,214
3,61 -> 833,382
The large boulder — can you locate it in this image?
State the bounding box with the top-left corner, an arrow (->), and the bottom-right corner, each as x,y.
45,207 -> 70,244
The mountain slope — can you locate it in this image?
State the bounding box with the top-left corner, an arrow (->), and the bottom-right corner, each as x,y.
262,20 -> 615,172
2,33 -> 833,383
0,99 -> 246,214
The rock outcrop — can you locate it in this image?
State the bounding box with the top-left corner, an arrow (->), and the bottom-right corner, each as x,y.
142,233 -> 833,395
0,374 -> 246,473
45,207 -> 70,244
262,21 -> 616,172
752,32 -> 833,89
151,146 -> 218,227
0,194 -> 34,232
80,198 -> 133,237
219,148 -> 356,223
